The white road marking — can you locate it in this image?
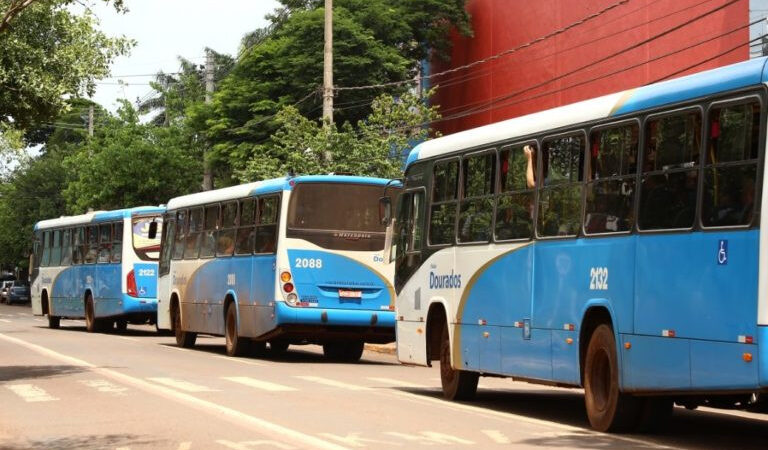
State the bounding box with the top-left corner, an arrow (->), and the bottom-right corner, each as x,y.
223,376 -> 296,392
0,333 -> 349,450
80,379 -> 129,396
481,429 -> 511,444
294,376 -> 368,391
217,439 -> 296,449
213,355 -> 264,366
0,319 -> 11,323
366,377 -> 428,389
33,318 -> 43,322
112,335 -> 139,342
147,377 -> 217,392
5,384 -> 58,402
319,433 -> 403,448
163,345 -> 191,352
384,431 -> 474,445
177,443 -> 192,450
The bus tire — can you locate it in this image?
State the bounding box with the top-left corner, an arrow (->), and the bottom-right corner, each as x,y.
269,340 -> 290,355
323,341 -> 363,362
172,302 -> 196,348
48,314 -> 60,329
85,295 -> 99,333
440,325 -> 478,400
584,324 -> 640,432
225,304 -> 248,357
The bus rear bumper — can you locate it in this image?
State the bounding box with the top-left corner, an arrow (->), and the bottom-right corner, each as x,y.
273,301 -> 395,342
118,294 -> 157,315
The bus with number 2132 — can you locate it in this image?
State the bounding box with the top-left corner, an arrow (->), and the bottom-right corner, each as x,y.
390,56 -> 768,432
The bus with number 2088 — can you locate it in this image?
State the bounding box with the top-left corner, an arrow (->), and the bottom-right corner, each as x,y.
156,175 -> 399,362
390,56 -> 768,432
31,206 -> 164,332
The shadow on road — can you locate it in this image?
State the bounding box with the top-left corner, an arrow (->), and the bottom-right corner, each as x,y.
0,433 -> 166,450
0,365 -> 87,382
396,387 -> 768,449
34,324 -> 160,338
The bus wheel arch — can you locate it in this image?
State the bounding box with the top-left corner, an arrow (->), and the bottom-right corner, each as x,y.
224,294 -> 248,357
426,302 -> 447,365
171,293 -> 196,348
579,306 -> 614,386
42,290 -> 59,329
41,290 -> 49,315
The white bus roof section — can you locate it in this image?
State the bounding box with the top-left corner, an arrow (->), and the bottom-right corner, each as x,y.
411,91 -> 626,162
35,211 -> 104,230
166,181 -> 266,211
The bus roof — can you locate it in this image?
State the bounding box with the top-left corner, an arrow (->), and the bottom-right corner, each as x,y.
406,56 -> 768,168
165,175 -> 396,211
34,206 -> 165,231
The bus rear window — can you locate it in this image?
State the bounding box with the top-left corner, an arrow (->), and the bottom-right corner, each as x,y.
133,217 -> 163,261
287,182 -> 397,251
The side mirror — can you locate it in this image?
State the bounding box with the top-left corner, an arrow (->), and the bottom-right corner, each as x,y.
379,197 -> 392,225
148,221 -> 158,239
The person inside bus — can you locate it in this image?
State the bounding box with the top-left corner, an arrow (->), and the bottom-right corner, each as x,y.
523,144 -> 536,188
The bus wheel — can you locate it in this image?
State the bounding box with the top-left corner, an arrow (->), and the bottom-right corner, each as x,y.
584,324 -> 640,432
440,325 -> 478,400
48,314 -> 60,329
225,304 -> 248,357
172,302 -> 196,348
323,341 -> 363,362
269,340 -> 290,355
114,318 -> 128,332
85,295 -> 98,333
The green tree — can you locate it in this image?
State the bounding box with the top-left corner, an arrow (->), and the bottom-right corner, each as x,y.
238,90 -> 440,181
0,0 -> 132,132
63,101 -> 202,213
203,0 -> 470,185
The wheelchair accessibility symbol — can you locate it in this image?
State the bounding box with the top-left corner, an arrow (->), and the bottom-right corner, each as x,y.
717,240 -> 728,265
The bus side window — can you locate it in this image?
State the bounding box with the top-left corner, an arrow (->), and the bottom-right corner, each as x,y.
585,124 -> 638,234
639,110 -> 701,230
496,144 -> 535,241
159,217 -> 174,275
256,196 -> 279,254
459,151 -> 495,243
97,223 -> 112,263
702,100 -> 760,228
429,159 -> 459,245
172,210 -> 187,260
184,208 -> 204,259
85,226 -> 98,264
112,223 -> 123,263
236,198 -> 256,255
73,227 -> 84,265
199,205 -> 219,258
60,228 -> 72,266
216,202 -> 238,257
538,134 -> 585,237
50,229 -> 62,267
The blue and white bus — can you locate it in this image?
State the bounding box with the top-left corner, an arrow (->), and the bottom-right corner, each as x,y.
392,57 -> 768,432
31,206 -> 164,332
156,175 -> 399,361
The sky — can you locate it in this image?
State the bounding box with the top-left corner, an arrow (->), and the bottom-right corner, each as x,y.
87,0 -> 281,112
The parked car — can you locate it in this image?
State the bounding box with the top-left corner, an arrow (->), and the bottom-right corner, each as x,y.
0,280 -> 13,304
6,281 -> 30,304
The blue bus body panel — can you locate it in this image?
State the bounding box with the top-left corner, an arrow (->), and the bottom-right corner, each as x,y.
760,326 -> 768,386
612,57 -> 768,116
286,249 -> 393,312
456,229 -> 761,390
275,301 -> 396,328
292,175 -> 394,187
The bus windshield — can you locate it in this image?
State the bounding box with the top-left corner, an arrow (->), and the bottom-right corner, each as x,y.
287,182 -> 396,251
133,216 -> 163,261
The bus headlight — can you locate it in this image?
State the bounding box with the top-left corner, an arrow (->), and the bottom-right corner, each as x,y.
286,293 -> 298,305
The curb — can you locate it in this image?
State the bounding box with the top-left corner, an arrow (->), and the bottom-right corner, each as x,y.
364,343 -> 396,355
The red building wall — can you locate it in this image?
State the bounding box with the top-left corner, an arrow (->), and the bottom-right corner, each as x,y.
431,0 -> 749,135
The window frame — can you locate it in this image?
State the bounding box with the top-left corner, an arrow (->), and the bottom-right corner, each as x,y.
699,95 -> 763,230
427,156 -> 461,248
458,148 -> 497,245
254,194 -> 281,255
494,140 -> 539,243
636,106 -> 704,233
536,130 -> 587,240
583,118 -> 641,237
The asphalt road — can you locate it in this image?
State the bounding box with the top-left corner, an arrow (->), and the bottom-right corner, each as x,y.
1,302 -> 767,450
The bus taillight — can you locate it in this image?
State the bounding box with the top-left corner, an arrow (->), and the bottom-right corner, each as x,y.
127,270 -> 138,297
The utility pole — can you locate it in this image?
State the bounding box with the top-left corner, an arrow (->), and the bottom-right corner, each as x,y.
88,105 -> 94,137
322,0 -> 333,125
203,49 -> 214,191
